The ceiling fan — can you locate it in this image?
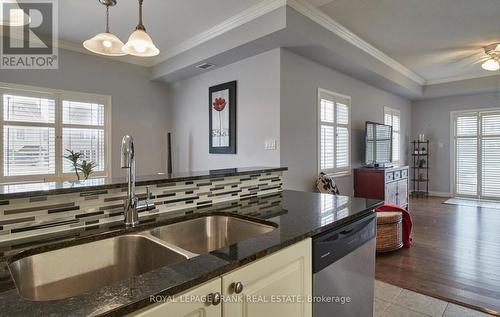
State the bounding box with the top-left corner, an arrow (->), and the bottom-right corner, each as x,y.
458,43 -> 500,71
478,43 -> 500,71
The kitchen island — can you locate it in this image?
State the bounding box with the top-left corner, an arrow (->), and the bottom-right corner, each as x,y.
0,189 -> 381,316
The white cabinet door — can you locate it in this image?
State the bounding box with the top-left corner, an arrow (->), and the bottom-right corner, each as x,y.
385,181 -> 398,205
128,278 -> 221,317
397,179 -> 408,207
222,238 -> 312,317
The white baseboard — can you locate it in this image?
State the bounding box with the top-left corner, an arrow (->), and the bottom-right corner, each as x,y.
428,191 -> 453,197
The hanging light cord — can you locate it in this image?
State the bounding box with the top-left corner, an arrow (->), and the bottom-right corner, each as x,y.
105,4 -> 110,33
137,0 -> 145,31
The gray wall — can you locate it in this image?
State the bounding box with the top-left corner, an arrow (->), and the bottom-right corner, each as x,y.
168,49 -> 281,172
412,92 -> 500,195
280,49 -> 412,193
0,49 -> 170,178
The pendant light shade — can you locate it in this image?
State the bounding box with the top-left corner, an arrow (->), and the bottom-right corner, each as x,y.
83,0 -> 126,57
123,0 -> 160,57
83,32 -> 126,56
0,0 -> 31,26
122,28 -> 159,57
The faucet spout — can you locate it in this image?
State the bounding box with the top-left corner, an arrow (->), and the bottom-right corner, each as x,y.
120,135 -> 154,227
121,135 -> 134,169
121,135 -> 138,227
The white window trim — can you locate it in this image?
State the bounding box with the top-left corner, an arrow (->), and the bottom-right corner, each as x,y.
317,88 -> 352,177
0,81 -> 112,183
450,107 -> 500,200
384,106 -> 401,166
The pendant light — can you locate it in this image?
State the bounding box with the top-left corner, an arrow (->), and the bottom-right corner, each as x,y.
0,0 -> 30,26
122,0 -> 159,57
83,0 -> 126,57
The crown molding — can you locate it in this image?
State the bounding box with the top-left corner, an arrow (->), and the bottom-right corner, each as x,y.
286,0 -> 426,86
2,0 -> 432,88
155,0 -> 287,64
426,71 -> 500,85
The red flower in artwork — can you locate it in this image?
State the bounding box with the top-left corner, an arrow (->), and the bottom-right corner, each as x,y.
212,97 -> 227,112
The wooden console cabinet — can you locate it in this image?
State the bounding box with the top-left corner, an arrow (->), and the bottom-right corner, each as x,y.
354,166 -> 409,209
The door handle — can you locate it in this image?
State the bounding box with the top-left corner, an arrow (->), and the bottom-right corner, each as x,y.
231,282 -> 244,294
339,228 -> 354,235
207,292 -> 222,306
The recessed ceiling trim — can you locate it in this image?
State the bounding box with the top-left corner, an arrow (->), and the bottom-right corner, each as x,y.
156,0 -> 286,63
426,71 -> 500,85
287,0 -> 426,86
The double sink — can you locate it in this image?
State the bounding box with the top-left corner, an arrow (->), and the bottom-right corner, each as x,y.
8,215 -> 277,301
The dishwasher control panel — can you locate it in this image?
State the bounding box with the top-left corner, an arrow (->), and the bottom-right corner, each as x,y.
312,213 -> 376,273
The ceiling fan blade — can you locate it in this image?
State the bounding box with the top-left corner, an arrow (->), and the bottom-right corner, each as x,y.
456,56 -> 490,69
447,51 -> 483,66
471,56 -> 491,65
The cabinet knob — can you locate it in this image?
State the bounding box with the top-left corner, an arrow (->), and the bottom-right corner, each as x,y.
232,282 -> 244,294
207,292 -> 222,306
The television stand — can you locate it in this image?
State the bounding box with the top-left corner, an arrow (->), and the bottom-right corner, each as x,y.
354,166 -> 409,209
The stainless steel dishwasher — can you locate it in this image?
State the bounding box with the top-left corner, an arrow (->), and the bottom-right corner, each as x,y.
313,213 -> 376,317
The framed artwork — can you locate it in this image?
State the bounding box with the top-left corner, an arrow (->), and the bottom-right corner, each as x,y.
209,81 -> 237,154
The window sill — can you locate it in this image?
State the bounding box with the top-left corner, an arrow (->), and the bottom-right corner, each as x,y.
320,170 -> 351,178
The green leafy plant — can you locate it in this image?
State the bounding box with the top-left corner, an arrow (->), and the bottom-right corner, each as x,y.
64,149 -> 83,180
418,158 -> 426,168
64,149 -> 97,181
79,160 -> 97,180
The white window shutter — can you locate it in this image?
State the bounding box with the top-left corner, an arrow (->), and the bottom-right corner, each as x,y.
481,111 -> 500,198
1,87 -> 110,182
384,107 -> 400,164
3,94 -> 56,177
62,101 -> 106,173
318,89 -> 351,176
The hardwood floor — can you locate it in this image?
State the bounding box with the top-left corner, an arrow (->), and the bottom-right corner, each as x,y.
376,196 -> 500,316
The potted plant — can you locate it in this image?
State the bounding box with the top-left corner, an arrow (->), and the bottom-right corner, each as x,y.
64,149 -> 97,181
79,160 -> 97,180
418,158 -> 426,168
64,149 -> 83,181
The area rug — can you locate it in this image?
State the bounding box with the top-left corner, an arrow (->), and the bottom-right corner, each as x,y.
444,198 -> 500,210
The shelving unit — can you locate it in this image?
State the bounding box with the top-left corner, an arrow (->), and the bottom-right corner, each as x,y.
411,140 -> 429,198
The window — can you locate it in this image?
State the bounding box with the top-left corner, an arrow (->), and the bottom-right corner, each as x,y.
384,107 -> 401,165
0,84 -> 111,182
318,88 -> 351,176
453,109 -> 500,200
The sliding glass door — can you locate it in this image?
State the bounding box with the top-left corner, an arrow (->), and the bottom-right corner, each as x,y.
453,109 -> 500,200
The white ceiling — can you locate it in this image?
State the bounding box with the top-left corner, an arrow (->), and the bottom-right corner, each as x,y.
54,0 -> 266,65
37,0 -> 500,85
315,0 -> 500,83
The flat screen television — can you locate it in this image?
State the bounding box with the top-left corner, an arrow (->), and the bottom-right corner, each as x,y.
364,121 -> 393,167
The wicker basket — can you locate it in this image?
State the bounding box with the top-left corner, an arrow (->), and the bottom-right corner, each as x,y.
376,211 -> 403,253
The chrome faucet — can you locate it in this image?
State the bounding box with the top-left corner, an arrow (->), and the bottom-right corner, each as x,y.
121,135 -> 155,227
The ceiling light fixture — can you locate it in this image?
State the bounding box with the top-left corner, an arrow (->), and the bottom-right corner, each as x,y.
123,0 -> 159,57
0,0 -> 30,26
482,58 -> 500,71
83,0 -> 126,57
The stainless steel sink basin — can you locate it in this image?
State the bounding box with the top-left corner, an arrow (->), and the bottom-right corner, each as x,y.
9,235 -> 188,301
9,214 -> 276,301
150,215 -> 276,254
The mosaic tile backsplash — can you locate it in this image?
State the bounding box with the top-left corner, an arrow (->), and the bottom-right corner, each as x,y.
0,171 -> 283,243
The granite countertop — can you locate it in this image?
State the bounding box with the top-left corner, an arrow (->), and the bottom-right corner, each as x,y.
0,167 -> 288,200
0,190 -> 382,317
